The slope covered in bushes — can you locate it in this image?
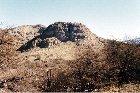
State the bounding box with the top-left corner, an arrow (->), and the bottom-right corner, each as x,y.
104,40 -> 140,85
38,40 -> 140,92
0,23 -> 140,92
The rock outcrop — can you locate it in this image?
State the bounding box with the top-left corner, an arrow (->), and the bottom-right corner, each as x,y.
42,22 -> 91,42
17,22 -> 102,52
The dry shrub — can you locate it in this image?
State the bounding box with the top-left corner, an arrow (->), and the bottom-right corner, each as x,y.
1,27 -> 139,92
39,48 -> 110,92
0,29 -> 19,91
104,40 -> 140,86
0,30 -> 18,69
39,40 -> 140,92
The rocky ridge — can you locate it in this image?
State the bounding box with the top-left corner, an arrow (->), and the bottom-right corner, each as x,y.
17,22 -> 104,52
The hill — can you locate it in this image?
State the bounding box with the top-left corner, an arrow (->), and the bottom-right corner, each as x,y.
17,22 -> 104,52
0,22 -> 140,92
0,24 -> 46,48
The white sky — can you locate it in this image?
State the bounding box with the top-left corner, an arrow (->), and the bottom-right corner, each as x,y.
0,0 -> 140,40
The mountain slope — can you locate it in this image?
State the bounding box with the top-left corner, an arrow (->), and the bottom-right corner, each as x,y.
17,22 -> 104,53
1,24 -> 46,48
1,22 -> 139,92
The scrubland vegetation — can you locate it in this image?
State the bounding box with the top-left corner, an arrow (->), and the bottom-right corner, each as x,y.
0,27 -> 140,92
39,40 -> 140,92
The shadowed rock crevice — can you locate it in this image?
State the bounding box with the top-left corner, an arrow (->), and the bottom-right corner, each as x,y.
17,22 -> 94,52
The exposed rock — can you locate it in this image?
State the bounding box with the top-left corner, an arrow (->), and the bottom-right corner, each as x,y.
35,37 -> 61,48
17,22 -> 103,52
17,36 -> 61,52
42,22 -> 91,42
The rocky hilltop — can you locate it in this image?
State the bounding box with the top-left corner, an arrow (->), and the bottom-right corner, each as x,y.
17,22 -> 104,52
42,22 -> 92,42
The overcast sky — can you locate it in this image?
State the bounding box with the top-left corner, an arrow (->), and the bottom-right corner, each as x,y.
0,0 -> 140,40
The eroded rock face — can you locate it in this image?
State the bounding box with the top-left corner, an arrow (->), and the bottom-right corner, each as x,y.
42,22 -> 90,42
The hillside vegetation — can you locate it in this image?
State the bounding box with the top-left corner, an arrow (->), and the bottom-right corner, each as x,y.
0,22 -> 140,92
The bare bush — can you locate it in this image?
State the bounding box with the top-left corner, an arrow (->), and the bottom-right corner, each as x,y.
0,29 -> 18,69
104,40 -> 140,86
39,48 -> 110,92
39,39 -> 140,92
